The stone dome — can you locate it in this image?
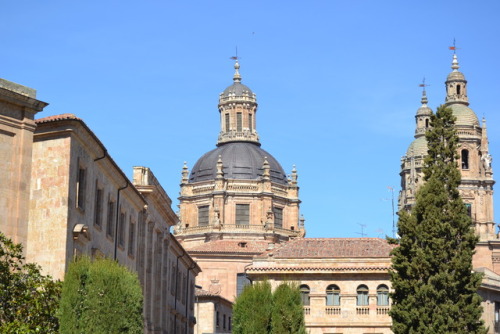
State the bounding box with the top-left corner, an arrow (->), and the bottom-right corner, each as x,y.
221,82 -> 254,98
189,142 -> 288,184
448,103 -> 479,127
406,136 -> 428,156
447,70 -> 466,82
416,104 -> 432,116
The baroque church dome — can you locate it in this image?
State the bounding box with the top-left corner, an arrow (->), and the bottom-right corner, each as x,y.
189,142 -> 287,184
189,60 -> 288,185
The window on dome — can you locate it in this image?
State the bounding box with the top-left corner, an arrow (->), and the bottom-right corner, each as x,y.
225,114 -> 230,132
235,204 -> 249,225
237,112 -> 242,132
377,285 -> 389,306
249,113 -> 253,132
357,285 -> 369,306
425,118 -> 429,128
457,84 -> 461,95
326,284 -> 340,306
461,149 -> 469,170
198,205 -> 209,226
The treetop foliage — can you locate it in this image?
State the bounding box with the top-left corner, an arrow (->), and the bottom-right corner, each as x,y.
58,256 -> 143,334
390,105 -> 486,334
232,280 -> 306,334
0,231 -> 61,334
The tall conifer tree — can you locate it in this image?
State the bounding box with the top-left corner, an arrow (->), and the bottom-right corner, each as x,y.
390,105 -> 486,333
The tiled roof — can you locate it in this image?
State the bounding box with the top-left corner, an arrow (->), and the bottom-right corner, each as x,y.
186,240 -> 271,254
36,113 -> 81,123
247,265 -> 390,272
262,238 -> 394,258
195,288 -> 232,304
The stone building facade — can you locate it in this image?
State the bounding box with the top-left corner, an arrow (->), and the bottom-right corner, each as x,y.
0,79 -> 200,334
399,54 -> 500,333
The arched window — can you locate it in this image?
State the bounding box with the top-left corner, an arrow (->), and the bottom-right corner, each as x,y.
377,285 -> 389,306
326,285 -> 340,306
462,149 -> 469,170
356,285 -> 369,306
300,285 -> 310,306
457,84 -> 461,95
425,118 -> 429,128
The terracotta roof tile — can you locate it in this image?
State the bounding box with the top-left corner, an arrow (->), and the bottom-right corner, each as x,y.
36,113 -> 81,123
186,240 -> 271,254
262,238 -> 394,258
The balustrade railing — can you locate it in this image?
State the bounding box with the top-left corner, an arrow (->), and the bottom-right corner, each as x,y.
303,307 -> 310,315
376,307 -> 390,315
356,307 -> 370,315
325,307 -> 341,315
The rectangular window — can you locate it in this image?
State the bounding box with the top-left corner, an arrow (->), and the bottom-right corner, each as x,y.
223,314 -> 226,330
235,204 -> 250,225
236,273 -> 251,297
237,112 -> 242,132
495,302 -> 500,332
118,211 -> 126,247
273,207 -> 283,229
216,311 -> 220,328
225,113 -> 230,132
229,317 -> 232,331
249,113 -> 253,132
128,216 -> 135,256
170,264 -> 176,295
94,185 -> 103,227
198,205 -> 209,226
465,203 -> 472,218
76,167 -> 86,209
106,199 -> 115,238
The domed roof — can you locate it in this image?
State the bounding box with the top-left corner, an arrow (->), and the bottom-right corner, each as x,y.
448,103 -> 479,127
189,142 -> 288,184
416,104 -> 432,116
406,136 -> 428,156
221,82 -> 254,98
447,70 -> 466,81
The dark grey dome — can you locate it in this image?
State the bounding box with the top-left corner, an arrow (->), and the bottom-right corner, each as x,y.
221,82 -> 254,98
189,142 -> 287,184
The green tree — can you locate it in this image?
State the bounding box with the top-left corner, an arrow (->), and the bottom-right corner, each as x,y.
390,105 -> 486,333
270,282 -> 306,334
58,256 -> 143,334
0,231 -> 61,334
232,280 -> 273,334
232,281 -> 306,334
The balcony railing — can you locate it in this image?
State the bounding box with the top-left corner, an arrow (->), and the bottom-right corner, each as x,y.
325,307 -> 341,315
174,223 -> 303,237
376,307 -> 390,315
356,307 -> 370,315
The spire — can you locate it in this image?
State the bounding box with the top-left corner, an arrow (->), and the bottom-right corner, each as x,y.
451,54 -> 460,72
181,162 -> 189,184
414,80 -> 433,138
233,60 -> 241,83
481,118 -> 490,154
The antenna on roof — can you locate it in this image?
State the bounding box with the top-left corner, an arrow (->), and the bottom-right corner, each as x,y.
356,223 -> 367,237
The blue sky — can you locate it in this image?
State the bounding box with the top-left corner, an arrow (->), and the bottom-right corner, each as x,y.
3,1 -> 500,238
